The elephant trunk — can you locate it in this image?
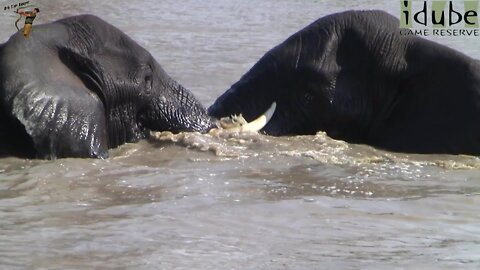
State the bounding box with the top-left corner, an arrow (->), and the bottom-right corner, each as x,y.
142,78 -> 276,135
141,80 -> 216,134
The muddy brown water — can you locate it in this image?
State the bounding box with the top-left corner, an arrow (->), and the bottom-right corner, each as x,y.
0,0 -> 479,269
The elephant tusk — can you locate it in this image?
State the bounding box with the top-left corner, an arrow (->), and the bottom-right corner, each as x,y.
215,102 -> 276,133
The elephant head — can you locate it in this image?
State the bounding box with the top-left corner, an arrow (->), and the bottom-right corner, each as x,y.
208,10 -> 480,155
0,15 -> 215,159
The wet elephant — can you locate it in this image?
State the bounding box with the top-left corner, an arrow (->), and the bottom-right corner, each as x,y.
209,10 -> 480,155
0,14 -> 216,159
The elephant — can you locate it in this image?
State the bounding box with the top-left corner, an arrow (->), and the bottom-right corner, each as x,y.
209,10 -> 480,155
0,14 -> 218,159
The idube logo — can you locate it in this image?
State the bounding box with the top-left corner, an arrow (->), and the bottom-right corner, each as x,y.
400,1 -> 479,37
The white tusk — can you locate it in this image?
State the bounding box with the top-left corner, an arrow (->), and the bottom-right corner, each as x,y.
219,102 -> 276,133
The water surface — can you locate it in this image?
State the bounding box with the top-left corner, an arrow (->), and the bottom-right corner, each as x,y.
0,0 -> 479,269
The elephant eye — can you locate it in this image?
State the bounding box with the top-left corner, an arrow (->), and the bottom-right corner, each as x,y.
145,75 -> 152,93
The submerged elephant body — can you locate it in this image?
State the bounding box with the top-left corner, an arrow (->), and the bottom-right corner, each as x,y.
0,15 -> 214,159
3,11 -> 480,159
209,10 -> 480,155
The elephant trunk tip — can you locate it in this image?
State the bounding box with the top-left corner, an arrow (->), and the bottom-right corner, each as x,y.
194,116 -> 218,133
209,102 -> 277,134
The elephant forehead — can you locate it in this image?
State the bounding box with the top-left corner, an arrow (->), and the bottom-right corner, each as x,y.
61,15 -> 153,60
66,25 -> 154,79
95,49 -> 151,76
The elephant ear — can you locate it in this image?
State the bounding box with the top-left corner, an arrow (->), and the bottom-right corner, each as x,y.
1,44 -> 110,159
9,80 -> 109,159
0,21 -> 112,159
57,47 -> 109,110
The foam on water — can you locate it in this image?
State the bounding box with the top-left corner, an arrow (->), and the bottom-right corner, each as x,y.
150,131 -> 480,170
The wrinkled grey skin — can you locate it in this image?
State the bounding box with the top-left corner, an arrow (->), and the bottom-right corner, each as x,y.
209,10 -> 480,155
0,15 -> 215,159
